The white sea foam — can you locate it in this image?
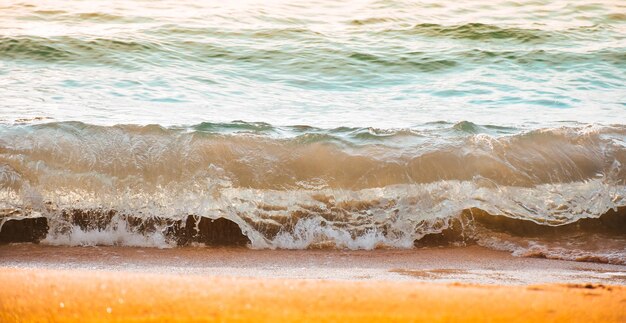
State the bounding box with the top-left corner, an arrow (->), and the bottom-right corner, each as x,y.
42,218 -> 173,249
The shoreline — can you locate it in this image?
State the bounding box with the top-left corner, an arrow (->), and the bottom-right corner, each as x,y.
1,244 -> 625,284
1,244 -> 625,321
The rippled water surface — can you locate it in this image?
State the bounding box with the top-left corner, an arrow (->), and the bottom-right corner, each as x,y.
1,1 -> 625,261
1,0 -> 625,127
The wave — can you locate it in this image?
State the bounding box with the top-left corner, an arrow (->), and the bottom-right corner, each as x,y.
2,206 -> 624,264
29,10 -> 153,23
1,121 -> 625,188
2,34 -> 623,71
0,121 -> 625,263
0,36 -> 160,66
403,23 -> 549,42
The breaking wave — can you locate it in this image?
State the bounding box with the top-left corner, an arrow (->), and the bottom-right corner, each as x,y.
0,121 -> 625,264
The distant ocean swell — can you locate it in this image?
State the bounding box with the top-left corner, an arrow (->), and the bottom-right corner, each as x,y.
3,0 -> 624,129
0,121 -> 624,264
2,32 -> 624,69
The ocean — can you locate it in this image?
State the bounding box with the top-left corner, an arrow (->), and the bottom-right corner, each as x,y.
0,0 -> 625,264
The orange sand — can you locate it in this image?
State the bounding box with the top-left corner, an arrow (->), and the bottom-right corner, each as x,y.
0,268 -> 624,322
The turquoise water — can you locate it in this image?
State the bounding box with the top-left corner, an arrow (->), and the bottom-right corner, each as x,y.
1,1 -> 626,261
1,0 -> 625,127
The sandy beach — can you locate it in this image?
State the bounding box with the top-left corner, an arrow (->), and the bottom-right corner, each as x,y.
1,244 -> 625,322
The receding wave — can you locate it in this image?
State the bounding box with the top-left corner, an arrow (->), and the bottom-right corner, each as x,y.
0,121 -> 625,264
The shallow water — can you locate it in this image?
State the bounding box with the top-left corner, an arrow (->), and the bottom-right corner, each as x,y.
2,244 -> 625,285
0,0 -> 625,263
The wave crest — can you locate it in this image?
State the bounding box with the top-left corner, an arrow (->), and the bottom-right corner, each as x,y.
0,122 -> 624,263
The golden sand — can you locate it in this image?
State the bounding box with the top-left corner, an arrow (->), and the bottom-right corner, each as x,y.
0,267 -> 624,323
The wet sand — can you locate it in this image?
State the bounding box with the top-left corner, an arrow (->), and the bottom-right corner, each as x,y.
2,244 -> 625,284
1,244 -> 625,322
